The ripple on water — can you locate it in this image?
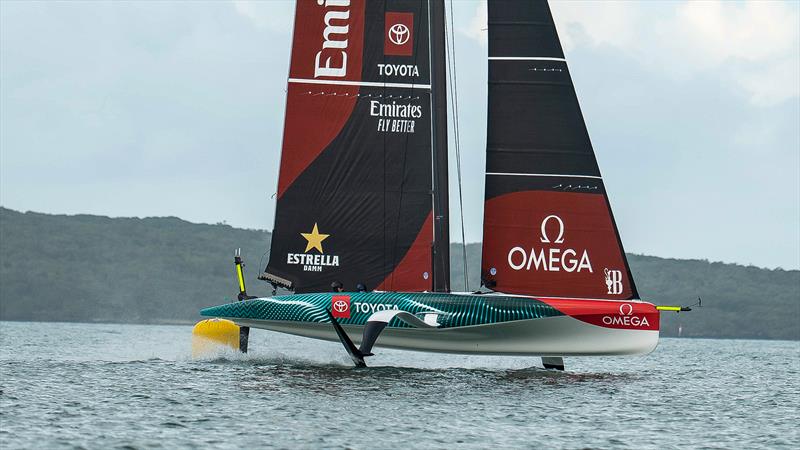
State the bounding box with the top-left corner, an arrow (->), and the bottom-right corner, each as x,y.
0,322 -> 798,449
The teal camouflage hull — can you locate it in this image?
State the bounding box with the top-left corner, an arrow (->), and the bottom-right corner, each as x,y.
201,292 -> 660,356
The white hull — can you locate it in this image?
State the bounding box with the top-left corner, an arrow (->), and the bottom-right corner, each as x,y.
235,315 -> 659,356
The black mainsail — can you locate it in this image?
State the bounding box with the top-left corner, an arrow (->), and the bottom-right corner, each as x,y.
480,0 -> 639,300
262,0 -> 449,294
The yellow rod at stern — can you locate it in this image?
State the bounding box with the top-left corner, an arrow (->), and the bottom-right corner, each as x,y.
236,263 -> 246,294
656,306 -> 682,311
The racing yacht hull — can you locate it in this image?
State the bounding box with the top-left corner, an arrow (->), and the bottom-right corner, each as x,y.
201,292 -> 659,356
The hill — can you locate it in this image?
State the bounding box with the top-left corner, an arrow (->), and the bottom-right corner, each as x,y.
1,207 -> 797,339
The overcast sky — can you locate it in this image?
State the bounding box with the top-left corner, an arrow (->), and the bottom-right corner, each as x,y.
1,0 -> 798,270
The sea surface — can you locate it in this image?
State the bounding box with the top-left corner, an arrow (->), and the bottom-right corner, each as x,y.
0,321 -> 798,449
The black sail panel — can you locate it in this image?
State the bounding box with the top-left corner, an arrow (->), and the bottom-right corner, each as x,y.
481,0 -> 639,300
263,0 -> 436,294
488,0 -> 564,57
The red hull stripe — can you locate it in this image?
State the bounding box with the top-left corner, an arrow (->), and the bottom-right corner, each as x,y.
539,298 -> 659,331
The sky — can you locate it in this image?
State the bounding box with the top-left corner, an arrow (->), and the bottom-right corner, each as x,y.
1,0 -> 798,270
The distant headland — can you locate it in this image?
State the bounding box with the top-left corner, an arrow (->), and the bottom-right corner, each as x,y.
1,207 -> 797,340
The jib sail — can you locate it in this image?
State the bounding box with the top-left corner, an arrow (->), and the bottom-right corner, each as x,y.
262,0 -> 440,294
480,0 -> 639,300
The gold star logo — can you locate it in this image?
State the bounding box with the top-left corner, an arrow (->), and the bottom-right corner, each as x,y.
300,223 -> 330,253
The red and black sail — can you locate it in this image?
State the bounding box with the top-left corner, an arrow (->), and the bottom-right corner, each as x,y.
263,0 -> 439,294
480,0 -> 639,300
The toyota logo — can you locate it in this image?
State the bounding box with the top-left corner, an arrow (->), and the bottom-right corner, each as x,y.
388,23 -> 410,46
333,300 -> 349,313
619,303 -> 633,316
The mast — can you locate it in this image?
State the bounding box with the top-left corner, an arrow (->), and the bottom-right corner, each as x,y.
430,0 -> 450,292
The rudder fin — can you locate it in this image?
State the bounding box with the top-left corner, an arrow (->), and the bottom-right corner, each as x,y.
542,357 -> 565,370
325,309 -> 367,368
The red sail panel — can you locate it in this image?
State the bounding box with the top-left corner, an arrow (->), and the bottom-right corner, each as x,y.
264,0 -> 436,294
480,0 -> 638,300
276,0 -> 365,198
278,83 -> 359,199
375,212 -> 433,291
482,191 -> 634,300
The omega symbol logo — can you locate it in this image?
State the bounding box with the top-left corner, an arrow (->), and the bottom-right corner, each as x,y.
605,268 -> 624,295
506,213 -> 592,273
332,299 -> 349,313
388,23 -> 410,45
601,302 -> 649,327
540,215 -> 565,244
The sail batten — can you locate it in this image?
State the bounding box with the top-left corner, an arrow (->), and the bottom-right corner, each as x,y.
287,78 -> 433,89
487,173 -> 603,179
481,0 -> 638,300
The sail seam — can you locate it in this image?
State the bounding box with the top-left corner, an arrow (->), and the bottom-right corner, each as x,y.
288,78 -> 431,89
488,57 -> 566,61
487,172 -> 602,179
488,81 -> 572,87
488,20 -> 551,26
488,147 -> 591,154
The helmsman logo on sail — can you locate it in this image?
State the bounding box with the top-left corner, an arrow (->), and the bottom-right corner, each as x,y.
507,215 -> 593,273
287,223 -> 340,272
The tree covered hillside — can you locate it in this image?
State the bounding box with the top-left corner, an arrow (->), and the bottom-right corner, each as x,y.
0,207 -> 270,324
1,207 -> 797,339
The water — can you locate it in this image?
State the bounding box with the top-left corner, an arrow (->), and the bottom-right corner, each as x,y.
1,322 -> 798,449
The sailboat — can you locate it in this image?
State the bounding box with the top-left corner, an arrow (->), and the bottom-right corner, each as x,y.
199,0 -> 690,369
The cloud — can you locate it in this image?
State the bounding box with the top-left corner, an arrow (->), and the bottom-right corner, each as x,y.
1,0 -> 796,269
464,0 -> 800,107
662,0 -> 800,106
670,1 -> 796,64
549,0 -> 640,52
459,0 -> 487,46
232,0 -> 294,33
